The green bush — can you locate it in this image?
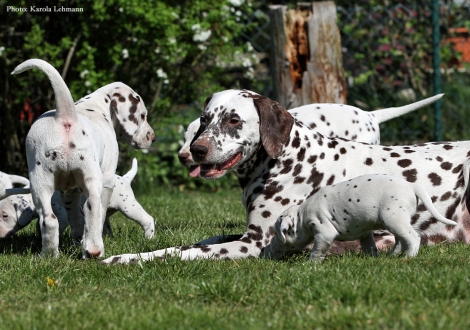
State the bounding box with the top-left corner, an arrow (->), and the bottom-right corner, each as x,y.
1,0 -> 259,180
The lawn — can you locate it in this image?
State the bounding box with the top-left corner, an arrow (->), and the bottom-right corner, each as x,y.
1,188 -> 470,330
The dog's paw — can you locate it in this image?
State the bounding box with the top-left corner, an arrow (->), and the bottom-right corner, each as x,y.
100,254 -> 141,265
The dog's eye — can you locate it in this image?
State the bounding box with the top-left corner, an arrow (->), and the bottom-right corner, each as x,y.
200,117 -> 206,125
229,117 -> 241,125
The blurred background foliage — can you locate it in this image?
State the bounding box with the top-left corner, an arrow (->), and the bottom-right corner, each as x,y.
1,0 -> 470,192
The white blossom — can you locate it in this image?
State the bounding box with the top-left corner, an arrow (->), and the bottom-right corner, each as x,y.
85,81 -> 92,87
156,68 -> 168,79
198,44 -> 207,51
163,79 -> 169,85
155,47 -> 160,54
193,30 -> 211,42
0,46 -> 5,56
171,12 -> 179,18
228,0 -> 244,7
122,48 -> 129,59
80,69 -> 89,78
242,58 -> 252,67
119,7 -> 123,12
168,37 -> 177,44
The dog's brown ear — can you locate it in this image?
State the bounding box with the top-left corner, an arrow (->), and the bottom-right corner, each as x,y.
253,96 -> 294,159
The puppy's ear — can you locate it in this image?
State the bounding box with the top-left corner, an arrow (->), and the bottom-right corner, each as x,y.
253,96 -> 294,159
109,85 -> 154,148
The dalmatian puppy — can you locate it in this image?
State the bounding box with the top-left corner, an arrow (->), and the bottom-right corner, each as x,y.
0,159 -> 154,239
177,95 -> 442,176
271,174 -> 457,261
102,89 -> 470,265
0,191 -> 68,238
12,59 -> 154,258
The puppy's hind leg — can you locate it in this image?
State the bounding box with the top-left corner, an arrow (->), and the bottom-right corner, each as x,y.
76,169 -> 106,259
31,179 -> 60,257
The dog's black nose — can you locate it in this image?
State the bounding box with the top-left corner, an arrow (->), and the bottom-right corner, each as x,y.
190,144 -> 208,158
179,152 -> 190,161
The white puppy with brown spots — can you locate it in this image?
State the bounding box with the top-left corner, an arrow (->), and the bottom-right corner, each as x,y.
272,174 -> 457,261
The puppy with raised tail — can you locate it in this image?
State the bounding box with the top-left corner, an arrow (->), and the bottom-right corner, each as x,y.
11,59 -> 154,258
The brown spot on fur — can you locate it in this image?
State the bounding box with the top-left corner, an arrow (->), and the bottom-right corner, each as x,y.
326,175 -> 335,185
261,211 -> 271,218
113,93 -> 126,102
428,173 -> 442,186
411,213 -> 420,224
440,192 -> 452,201
419,218 -> 438,231
402,169 -> 417,182
440,162 -> 453,170
397,159 -> 412,168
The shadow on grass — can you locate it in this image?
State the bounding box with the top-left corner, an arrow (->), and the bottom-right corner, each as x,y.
0,232 -> 41,255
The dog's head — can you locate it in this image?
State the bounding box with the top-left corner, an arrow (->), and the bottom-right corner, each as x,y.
178,118 -> 201,177
189,90 -> 294,179
0,195 -> 35,238
107,83 -> 155,149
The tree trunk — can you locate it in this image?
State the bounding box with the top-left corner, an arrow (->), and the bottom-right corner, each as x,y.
269,1 -> 346,108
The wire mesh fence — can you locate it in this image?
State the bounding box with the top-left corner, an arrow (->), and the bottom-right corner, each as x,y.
241,1 -> 470,143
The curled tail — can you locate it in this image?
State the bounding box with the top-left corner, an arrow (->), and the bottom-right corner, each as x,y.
7,174 -> 29,187
413,183 -> 457,226
123,158 -> 138,182
372,94 -> 444,124
11,59 -> 77,122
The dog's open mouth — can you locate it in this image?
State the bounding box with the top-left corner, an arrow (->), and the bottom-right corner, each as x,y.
192,152 -> 242,179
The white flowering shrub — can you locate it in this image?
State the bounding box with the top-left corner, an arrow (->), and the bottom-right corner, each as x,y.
2,0 -> 259,189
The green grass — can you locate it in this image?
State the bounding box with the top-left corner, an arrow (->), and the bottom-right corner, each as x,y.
1,188 -> 470,329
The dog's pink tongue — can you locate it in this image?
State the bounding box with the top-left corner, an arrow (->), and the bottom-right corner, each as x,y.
189,165 -> 201,178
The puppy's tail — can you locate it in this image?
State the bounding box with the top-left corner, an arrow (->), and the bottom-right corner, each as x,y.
123,158 -> 138,182
11,59 -> 77,122
7,175 -> 30,187
372,94 -> 444,124
412,183 -> 457,226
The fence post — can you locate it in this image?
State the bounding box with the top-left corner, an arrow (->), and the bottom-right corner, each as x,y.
269,1 -> 346,108
432,0 -> 442,141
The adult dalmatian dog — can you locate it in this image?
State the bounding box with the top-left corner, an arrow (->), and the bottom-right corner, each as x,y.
271,174 -> 457,261
178,95 -> 443,174
0,159 -> 154,239
12,59 -> 155,258
102,89 -> 470,265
